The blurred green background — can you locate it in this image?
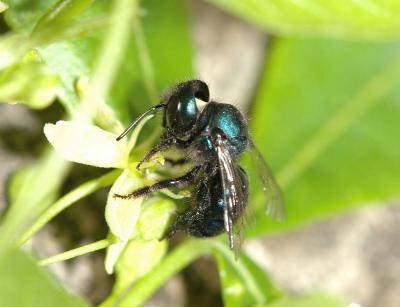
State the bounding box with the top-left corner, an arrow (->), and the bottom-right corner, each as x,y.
0,0 -> 399,306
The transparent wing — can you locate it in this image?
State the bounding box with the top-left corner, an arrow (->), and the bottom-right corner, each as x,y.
216,144 -> 248,258
248,139 -> 285,221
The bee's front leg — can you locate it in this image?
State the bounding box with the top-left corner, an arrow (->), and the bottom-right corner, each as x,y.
113,165 -> 202,199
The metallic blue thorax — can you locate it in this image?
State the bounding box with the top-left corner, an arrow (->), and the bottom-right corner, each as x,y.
197,102 -> 248,158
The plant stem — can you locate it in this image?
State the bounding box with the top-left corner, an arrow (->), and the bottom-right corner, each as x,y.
133,17 -> 159,103
17,169 -> 121,246
21,0 -> 136,246
78,0 -> 139,131
39,239 -> 112,266
0,151 -> 70,258
113,239 -> 211,306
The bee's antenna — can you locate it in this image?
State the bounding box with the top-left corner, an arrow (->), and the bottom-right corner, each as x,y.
116,103 -> 167,141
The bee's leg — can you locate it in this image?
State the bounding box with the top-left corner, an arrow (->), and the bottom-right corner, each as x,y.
137,137 -> 175,170
164,158 -> 187,166
114,165 -> 202,199
162,220 -> 179,239
162,208 -> 200,239
162,166 -> 216,239
137,136 -> 192,170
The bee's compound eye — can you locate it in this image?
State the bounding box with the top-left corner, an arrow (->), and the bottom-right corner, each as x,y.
166,91 -> 199,136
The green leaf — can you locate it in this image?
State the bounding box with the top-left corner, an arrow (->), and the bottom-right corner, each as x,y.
0,7 -> 103,74
269,293 -> 344,307
4,0 -> 58,33
35,0 -> 194,124
4,0 -> 97,35
213,242 -> 281,307
207,0 -> 400,41
2,0 -> 193,127
0,249 -> 86,307
0,57 -> 60,109
0,33 -> 32,71
251,38 -> 400,236
37,38 -> 100,113
36,0 -> 193,123
34,1 -> 107,113
33,0 -> 95,33
4,0 -> 103,45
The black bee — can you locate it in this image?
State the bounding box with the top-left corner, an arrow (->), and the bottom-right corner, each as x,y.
114,80 -> 284,254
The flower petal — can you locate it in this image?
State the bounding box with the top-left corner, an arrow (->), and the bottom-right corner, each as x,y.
0,2 -> 8,13
0,61 -> 60,109
114,240 -> 167,289
105,168 -> 144,241
138,198 -> 176,240
104,241 -> 127,275
44,120 -> 128,168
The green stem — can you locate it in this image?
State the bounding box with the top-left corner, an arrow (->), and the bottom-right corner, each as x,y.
32,0 -> 95,33
0,151 -> 70,258
133,16 -> 158,103
17,169 -> 121,246
114,239 -> 211,306
39,239 -> 112,266
78,0 -> 139,131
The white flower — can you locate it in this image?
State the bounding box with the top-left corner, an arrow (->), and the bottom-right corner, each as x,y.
44,120 -> 129,168
44,117 -> 174,274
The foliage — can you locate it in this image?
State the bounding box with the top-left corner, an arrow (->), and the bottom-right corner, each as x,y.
251,38 -> 400,236
0,249 -> 85,307
207,0 -> 400,41
0,0 -> 399,306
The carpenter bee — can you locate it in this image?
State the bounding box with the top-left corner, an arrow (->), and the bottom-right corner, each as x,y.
114,80 -> 284,254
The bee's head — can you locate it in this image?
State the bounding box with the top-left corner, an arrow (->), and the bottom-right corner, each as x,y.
115,80 -> 209,142
164,80 -> 209,140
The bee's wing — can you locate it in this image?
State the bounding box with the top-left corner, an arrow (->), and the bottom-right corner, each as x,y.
215,144 -> 247,258
248,139 -> 285,221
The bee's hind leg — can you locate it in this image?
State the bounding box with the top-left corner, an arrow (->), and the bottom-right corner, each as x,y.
161,208 -> 201,240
